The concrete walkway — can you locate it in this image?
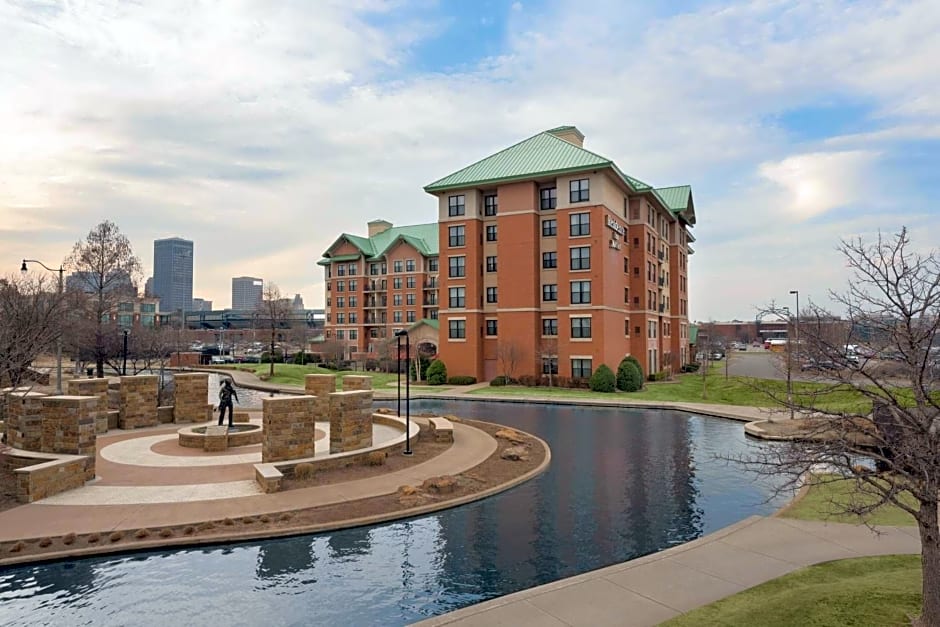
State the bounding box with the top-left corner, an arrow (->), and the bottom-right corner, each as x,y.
415,516 -> 921,626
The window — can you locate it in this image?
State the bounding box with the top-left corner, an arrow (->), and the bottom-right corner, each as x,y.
624,287 -> 629,303
428,258 -> 439,272
449,319 -> 466,339
393,294 -> 402,306
486,320 -> 498,336
571,280 -> 591,304
337,329 -> 345,340
337,313 -> 345,324
624,257 -> 630,273
141,314 -> 154,327
336,281 -> 345,292
406,276 -> 416,289
542,318 -> 558,336
349,329 -> 358,340
570,178 -> 589,202
347,280 -> 357,291
393,311 -> 402,323
337,265 -> 345,277
118,302 -> 134,312
486,225 -> 497,242
326,297 -> 331,307
449,256 -> 466,278
486,256 -> 497,272
484,194 -> 497,216
542,219 -> 557,236
349,296 -> 357,307
381,262 -> 388,274
542,357 -> 558,375
449,287 -> 466,308
406,293 -> 416,305
571,358 -> 592,378
393,260 -> 403,273
540,186 -> 557,210
542,251 -> 557,269
336,297 -> 345,308
347,264 -> 357,276
542,284 -> 557,301
118,314 -> 133,327
140,303 -> 156,313
393,278 -> 402,289
448,194 -> 465,217
406,259 -> 415,272
370,263 -> 379,276
571,317 -> 592,338
569,212 -> 590,236
448,225 -> 465,247
486,286 -> 497,303
349,312 -> 358,323
570,246 -> 591,270
407,311 -> 416,323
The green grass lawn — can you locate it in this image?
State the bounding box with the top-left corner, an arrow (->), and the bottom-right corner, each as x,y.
468,366 -> 871,413
781,475 -> 917,526
663,555 -> 922,627
225,364 -> 453,392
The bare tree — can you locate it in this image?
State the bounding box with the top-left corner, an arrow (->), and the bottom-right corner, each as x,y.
0,275 -> 67,387
261,283 -> 290,377
537,337 -> 558,387
318,339 -> 346,370
743,229 -> 940,626
66,221 -> 142,377
497,339 -> 523,381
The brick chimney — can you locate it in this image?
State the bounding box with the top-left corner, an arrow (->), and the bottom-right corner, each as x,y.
368,219 -> 393,237
547,126 -> 584,147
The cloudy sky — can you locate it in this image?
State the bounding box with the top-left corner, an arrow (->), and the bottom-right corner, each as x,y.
2,0 -> 938,320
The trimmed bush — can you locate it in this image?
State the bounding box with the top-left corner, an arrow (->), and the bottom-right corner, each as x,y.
589,364 -> 616,392
623,355 -> 644,380
617,358 -> 644,392
447,375 -> 477,385
490,375 -> 508,387
294,462 -> 315,480
426,360 -> 448,385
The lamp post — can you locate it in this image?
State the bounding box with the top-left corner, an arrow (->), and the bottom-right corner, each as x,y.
122,329 -> 129,375
783,306 -> 793,420
395,329 -> 413,455
789,290 -> 800,365
21,259 -> 64,394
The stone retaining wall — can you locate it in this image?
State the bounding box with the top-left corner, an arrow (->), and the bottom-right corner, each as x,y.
173,373 -> 209,423
66,378 -> 109,434
328,390 -> 373,454
13,454 -> 87,503
39,395 -> 97,481
342,375 -> 372,391
304,374 -> 335,420
119,375 -> 158,429
5,391 -> 46,450
261,396 -> 317,462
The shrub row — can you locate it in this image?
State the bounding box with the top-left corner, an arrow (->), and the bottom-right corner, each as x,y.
447,375 -> 477,385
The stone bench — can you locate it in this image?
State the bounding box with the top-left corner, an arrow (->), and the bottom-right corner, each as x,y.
254,463 -> 283,493
204,425 -> 228,452
428,417 -> 454,443
8,449 -> 89,503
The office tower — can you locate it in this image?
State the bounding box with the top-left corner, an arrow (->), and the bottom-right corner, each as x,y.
153,237 -> 194,313
232,276 -> 263,310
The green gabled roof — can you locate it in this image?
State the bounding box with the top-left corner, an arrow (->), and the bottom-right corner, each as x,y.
319,222 -> 439,266
408,318 -> 439,331
424,130 -> 613,192
655,185 -> 691,211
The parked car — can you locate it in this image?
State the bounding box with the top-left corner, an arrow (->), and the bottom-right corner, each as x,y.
801,358 -> 836,371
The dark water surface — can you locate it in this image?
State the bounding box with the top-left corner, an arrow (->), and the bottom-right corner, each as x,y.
0,400 -> 784,627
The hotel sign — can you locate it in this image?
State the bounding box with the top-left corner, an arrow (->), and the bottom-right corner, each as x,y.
606,215 -> 625,237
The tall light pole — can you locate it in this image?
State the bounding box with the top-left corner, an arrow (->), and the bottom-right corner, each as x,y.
395,329 -> 413,455
784,306 -> 793,420
789,290 -> 800,365
122,328 -> 129,375
21,259 -> 64,394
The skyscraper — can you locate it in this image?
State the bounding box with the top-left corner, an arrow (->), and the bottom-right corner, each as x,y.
153,237 -> 194,313
232,276 -> 263,310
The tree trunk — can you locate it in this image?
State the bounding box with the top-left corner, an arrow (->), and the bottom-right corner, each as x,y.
916,501 -> 940,626
269,331 -> 275,378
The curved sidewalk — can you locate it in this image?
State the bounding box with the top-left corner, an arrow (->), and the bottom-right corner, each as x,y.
416,516 -> 920,626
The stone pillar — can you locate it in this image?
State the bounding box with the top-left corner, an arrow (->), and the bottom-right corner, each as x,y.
261,396 -> 317,463
173,373 -> 209,423
305,374 -> 336,420
66,378 -> 110,434
40,395 -> 98,480
1,386 -> 30,431
5,391 -> 46,450
328,390 -> 373,454
342,375 -> 373,391
119,375 -> 159,429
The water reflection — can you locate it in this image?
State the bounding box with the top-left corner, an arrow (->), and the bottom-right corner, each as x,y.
0,401 -> 784,626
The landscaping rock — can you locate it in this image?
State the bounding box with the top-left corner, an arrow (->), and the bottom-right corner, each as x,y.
421,475 -> 458,494
501,446 -> 530,462
494,428 -> 526,445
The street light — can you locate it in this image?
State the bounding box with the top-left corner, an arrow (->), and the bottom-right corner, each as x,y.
21,258 -> 64,394
395,329 -> 413,456
122,329 -> 129,375
789,290 -> 800,365
783,306 -> 794,420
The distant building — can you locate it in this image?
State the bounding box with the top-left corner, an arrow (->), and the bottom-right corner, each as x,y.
106,296 -> 161,328
232,276 -> 263,310
65,269 -> 137,296
292,293 -> 305,311
192,298 -> 213,312
153,237 -> 194,313
144,276 -> 154,298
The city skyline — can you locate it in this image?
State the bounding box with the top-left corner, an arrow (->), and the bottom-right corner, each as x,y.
2,2 -> 938,319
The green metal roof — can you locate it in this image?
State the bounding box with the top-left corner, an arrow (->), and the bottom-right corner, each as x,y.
424,130 -> 613,192
319,222 -> 439,265
408,318 -> 439,331
654,185 -> 696,226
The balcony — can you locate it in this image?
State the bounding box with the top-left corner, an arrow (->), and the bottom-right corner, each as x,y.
658,277 -> 665,287
657,250 -> 665,261
659,304 -> 666,313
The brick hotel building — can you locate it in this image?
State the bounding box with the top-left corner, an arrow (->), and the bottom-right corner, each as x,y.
320,126 -> 696,380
